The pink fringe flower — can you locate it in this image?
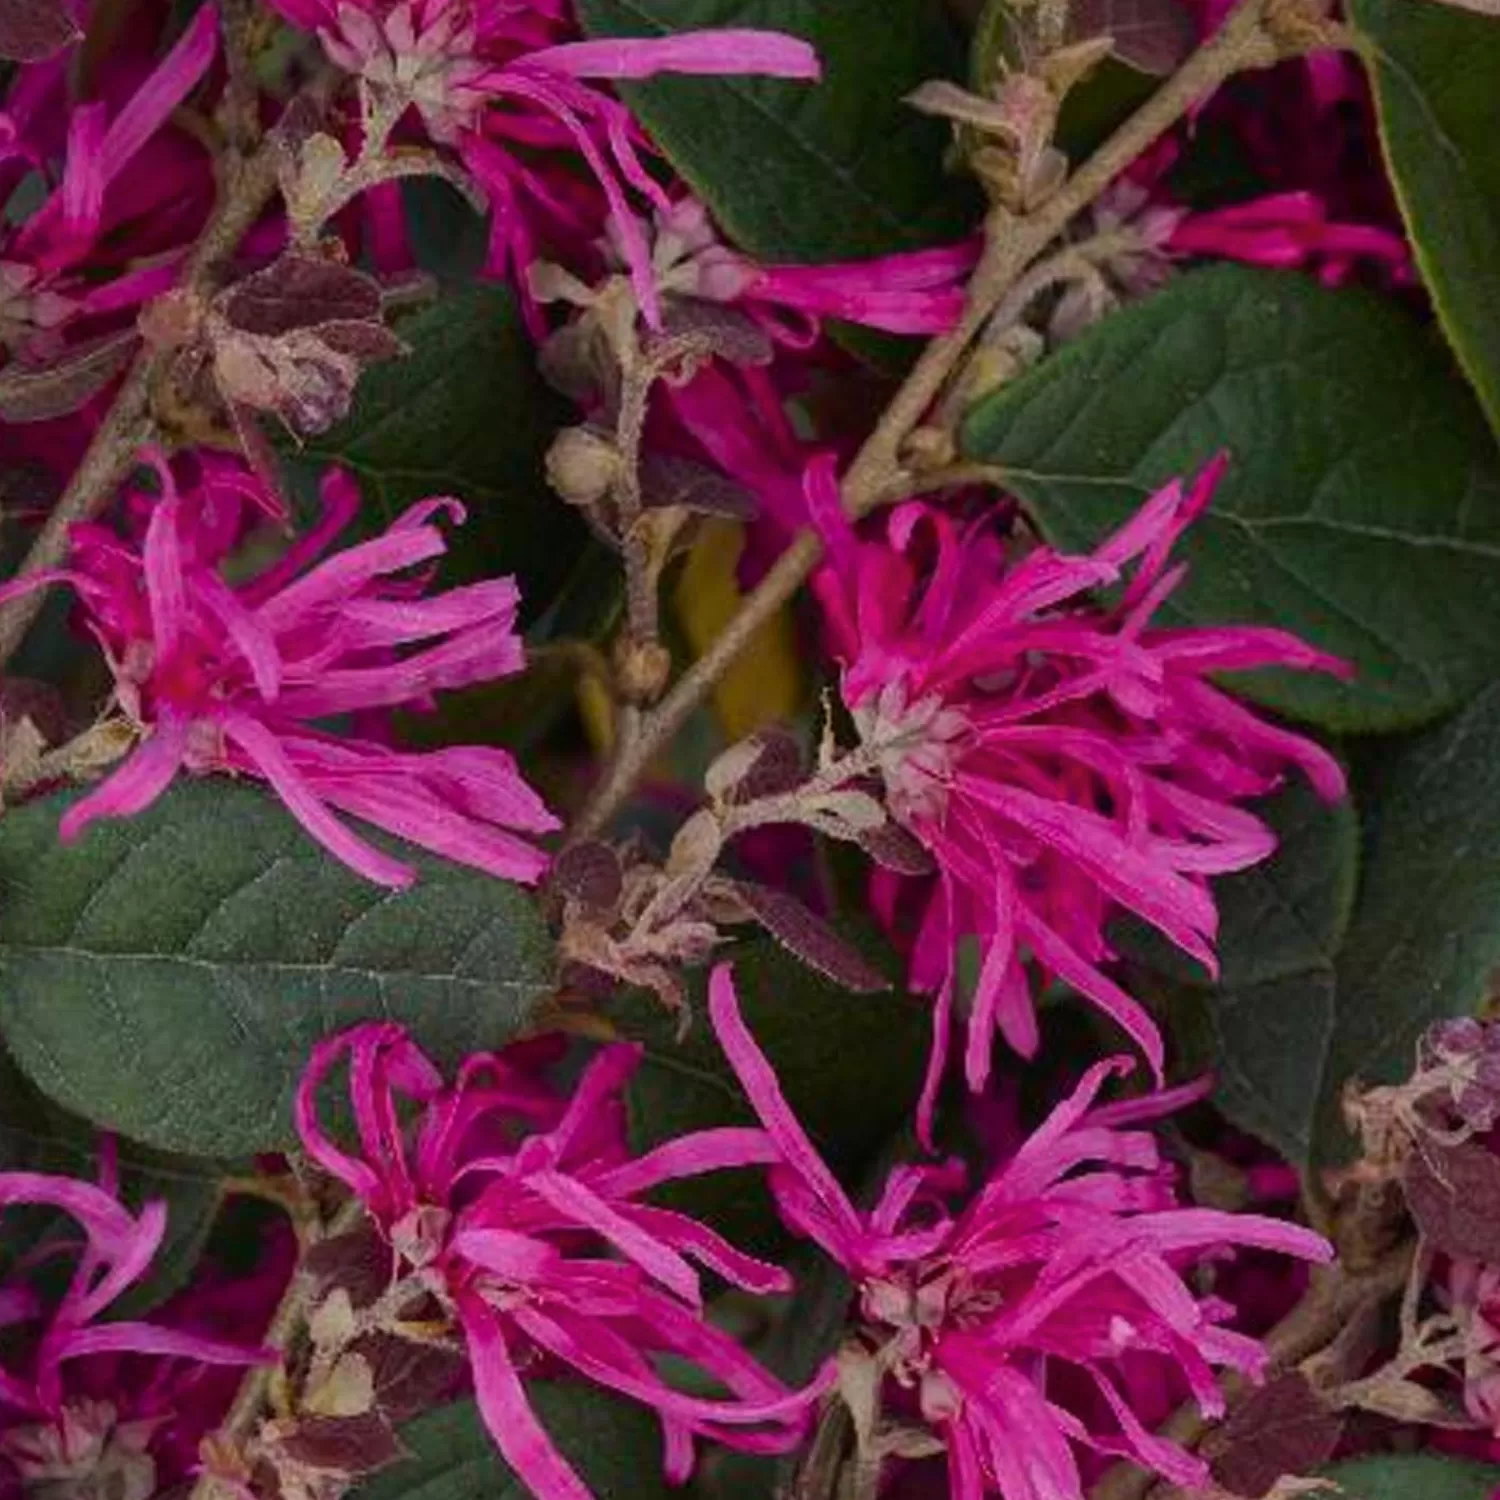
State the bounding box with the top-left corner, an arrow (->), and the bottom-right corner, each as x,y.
0,1153 -> 270,1500
260,0 -> 819,325
596,197 -> 977,344
0,6 -> 219,363
805,455 -> 1349,1132
708,963 -> 1333,1500
295,1023 -> 830,1499
0,451 -> 558,886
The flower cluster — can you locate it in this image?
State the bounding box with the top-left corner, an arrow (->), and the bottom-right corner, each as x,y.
294,1017 -> 829,1497
0,0 -> 1461,1494
807,454 -> 1348,1129
0,451 -> 557,885
0,1153 -> 278,1500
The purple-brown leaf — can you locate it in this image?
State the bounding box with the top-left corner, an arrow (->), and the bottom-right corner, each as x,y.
0,332 -> 135,422
0,0 -> 79,61
222,254 -> 384,336
353,1332 -> 466,1424
640,452 -> 757,520
657,295 -> 774,368
1208,1373 -> 1344,1498
723,728 -> 806,806
858,820 -> 936,876
734,881 -> 890,993
317,320 -> 408,362
552,840 -> 624,912
1069,0 -> 1195,73
303,1227 -> 394,1309
1404,1140 -> 1500,1263
278,1413 -> 405,1475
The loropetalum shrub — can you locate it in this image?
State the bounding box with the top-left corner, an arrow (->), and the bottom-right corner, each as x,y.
1,0 -> 1499,1498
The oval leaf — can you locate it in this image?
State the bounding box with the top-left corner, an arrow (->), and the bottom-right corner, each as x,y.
1322,1454 -> 1500,1500
1350,0 -> 1500,441
1405,1140 -> 1500,1263
358,1390 -> 675,1500
1163,682 -> 1500,1169
962,265 -> 1500,732
280,284 -> 584,627
0,781 -> 552,1157
574,0 -> 979,263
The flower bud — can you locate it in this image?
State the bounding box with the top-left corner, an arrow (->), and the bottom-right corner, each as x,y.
546,425 -> 621,506
613,637 -> 672,703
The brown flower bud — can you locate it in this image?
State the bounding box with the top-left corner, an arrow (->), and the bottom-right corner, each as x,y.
547,426 -> 621,507
613,637 -> 672,703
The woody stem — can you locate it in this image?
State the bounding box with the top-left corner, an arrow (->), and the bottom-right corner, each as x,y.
187,1194 -> 367,1500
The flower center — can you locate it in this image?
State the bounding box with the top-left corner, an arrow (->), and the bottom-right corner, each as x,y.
0,261 -> 75,356
0,1402 -> 158,1500
850,679 -> 969,827
325,1 -> 486,142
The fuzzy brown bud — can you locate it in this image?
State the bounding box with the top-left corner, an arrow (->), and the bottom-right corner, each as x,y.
613,637 -> 672,703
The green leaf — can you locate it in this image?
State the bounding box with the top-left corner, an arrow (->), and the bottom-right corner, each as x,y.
360,1390 -> 674,1500
1165,683 -> 1500,1168
0,1046 -> 222,1313
1121,778 -> 1359,989
1349,0 -> 1500,442
281,284 -> 584,627
573,0 -> 979,263
612,931 -> 928,1254
0,781 -> 552,1158
961,265 -> 1500,732
1322,1454 -> 1500,1500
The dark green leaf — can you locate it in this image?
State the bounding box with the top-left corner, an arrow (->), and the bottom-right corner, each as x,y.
1322,1454 -> 1500,1500
359,1389 -> 674,1500
401,178 -> 489,284
281,284 -> 584,627
1350,0 -> 1500,442
0,1046 -> 222,1313
0,781 -> 552,1157
1163,683 -> 1500,1168
612,931 -> 927,1254
961,265 -> 1500,731
1120,777 -> 1358,989
574,0 -> 979,263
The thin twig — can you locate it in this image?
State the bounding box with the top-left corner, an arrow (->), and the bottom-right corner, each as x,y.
189,1194 -> 366,1500
217,0 -> 264,155
568,0 -> 1287,842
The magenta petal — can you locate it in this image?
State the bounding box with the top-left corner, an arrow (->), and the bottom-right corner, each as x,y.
460,1295 -> 593,1500
58,717 -> 189,843
532,31 -> 820,82
51,1321 -> 271,1366
224,716 -> 416,887
707,965 -> 866,1265
98,4 -> 219,183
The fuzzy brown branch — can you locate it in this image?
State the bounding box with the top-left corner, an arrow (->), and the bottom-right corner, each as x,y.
0,77 -> 334,672
567,0 -> 1294,842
